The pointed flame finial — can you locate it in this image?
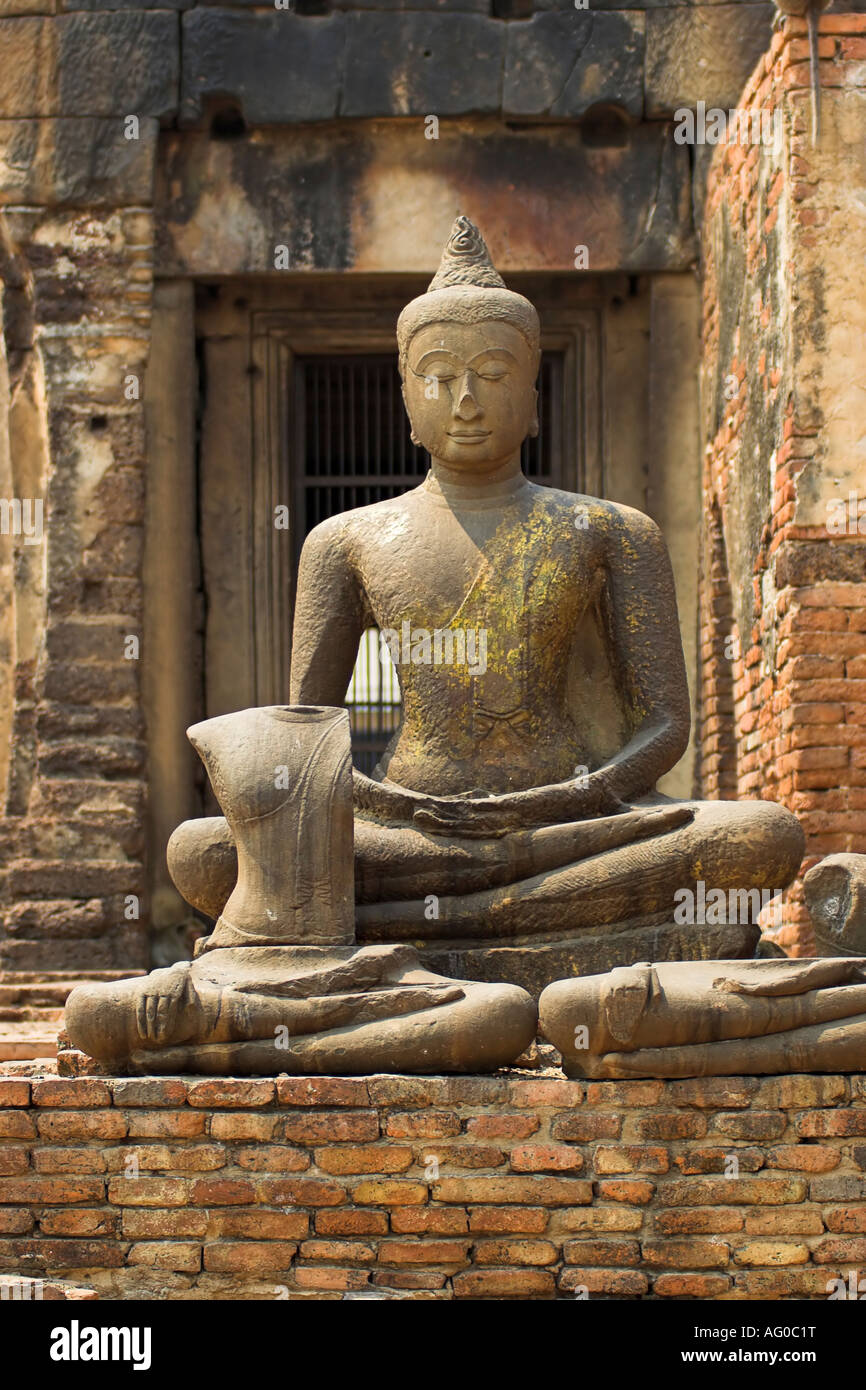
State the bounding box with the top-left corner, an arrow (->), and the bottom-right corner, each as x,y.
427,215 -> 507,292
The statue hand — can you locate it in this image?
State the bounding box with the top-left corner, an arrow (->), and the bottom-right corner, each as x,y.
135,963 -> 194,1044
411,769 -> 628,836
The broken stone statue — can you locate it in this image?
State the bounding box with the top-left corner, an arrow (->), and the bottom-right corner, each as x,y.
65,705 -> 536,1073
539,955 -> 866,1077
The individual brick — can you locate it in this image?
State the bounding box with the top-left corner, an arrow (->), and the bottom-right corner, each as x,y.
0,1113 -> 35,1139
813,1236 -> 866,1264
710,1111 -> 786,1141
352,1181 -> 426,1206
121,1209 -> 209,1240
554,1207 -> 643,1234
558,1268 -> 648,1296
35,1111 -> 127,1141
234,1146 -> 310,1173
38,1209 -> 118,1237
124,1110 -> 205,1139
453,1269 -> 556,1299
795,1110 -> 866,1137
109,1079 -> 188,1108
209,1209 -> 310,1241
128,1242 -> 202,1273
657,1178 -> 806,1206
31,1079 -> 112,1108
466,1114 -> 540,1141
641,1239 -> 730,1269
732,1241 -> 811,1266
764,1145 -> 840,1172
551,1113 -> 621,1142
666,1078 -> 759,1110
0,1209 -> 33,1234
507,1080 -> 583,1109
0,1080 -> 31,1107
384,1112 -> 459,1140
431,1144 -> 506,1170
283,1111 -> 380,1143
468,1207 -> 548,1235
293,1267 -> 371,1292
585,1082 -> 663,1108
653,1274 -> 731,1298
106,1178 -> 190,1207
313,1146 -> 412,1176
673,1147 -> 764,1175
596,1181 -> 655,1205
562,1238 -> 641,1267
510,1144 -> 584,1173
594,1146 -> 669,1175
203,1242 -> 298,1272
745,1208 -> 824,1235
208,1113 -> 278,1142
473,1239 -> 558,1266
824,1206 -> 866,1233
299,1239 -> 376,1263
316,1209 -> 388,1237
0,1177 -> 105,1204
187,1080 -> 275,1108
653,1208 -> 743,1236
377,1239 -> 471,1266
627,1112 -> 707,1141
433,1177 -> 592,1206
0,1238 -> 124,1269
0,1148 -> 29,1176
277,1078 -> 369,1108
32,1149 -> 107,1174
253,1179 -> 346,1207
391,1207 -> 468,1235
190,1179 -> 255,1206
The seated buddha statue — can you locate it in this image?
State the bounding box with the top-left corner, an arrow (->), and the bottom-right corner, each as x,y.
66,217 -> 807,1073
166,215 -> 804,992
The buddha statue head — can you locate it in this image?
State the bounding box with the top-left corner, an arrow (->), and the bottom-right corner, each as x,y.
397,216 -> 541,473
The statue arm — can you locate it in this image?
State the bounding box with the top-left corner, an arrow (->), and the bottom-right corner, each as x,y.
289,518 -> 369,705
594,503 -> 691,800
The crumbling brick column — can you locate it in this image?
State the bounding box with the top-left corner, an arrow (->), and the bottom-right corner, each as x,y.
698,15 -> 866,953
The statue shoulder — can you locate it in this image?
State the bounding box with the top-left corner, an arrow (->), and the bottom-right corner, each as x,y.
541,491 -> 665,552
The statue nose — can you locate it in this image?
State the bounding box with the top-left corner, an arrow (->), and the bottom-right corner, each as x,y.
454,373 -> 482,421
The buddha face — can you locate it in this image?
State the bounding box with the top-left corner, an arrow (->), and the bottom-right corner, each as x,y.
402,320 -> 539,472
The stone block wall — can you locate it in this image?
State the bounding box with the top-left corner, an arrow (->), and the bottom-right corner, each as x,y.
698,16 -> 866,953
4,1072 -> 866,1299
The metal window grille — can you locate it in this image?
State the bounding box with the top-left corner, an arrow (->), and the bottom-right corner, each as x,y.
294,352 -> 564,772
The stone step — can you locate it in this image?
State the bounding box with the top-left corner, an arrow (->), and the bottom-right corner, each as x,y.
0,1006 -> 65,1022
0,1022 -> 59,1061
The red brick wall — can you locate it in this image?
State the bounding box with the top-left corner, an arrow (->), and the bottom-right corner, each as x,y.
698,17 -> 866,953
4,1073 -> 866,1300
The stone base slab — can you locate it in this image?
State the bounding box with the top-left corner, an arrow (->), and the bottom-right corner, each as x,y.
421,919 -> 760,996
2,1071 -> 866,1300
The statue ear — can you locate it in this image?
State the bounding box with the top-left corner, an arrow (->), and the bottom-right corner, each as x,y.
529,387 -> 539,439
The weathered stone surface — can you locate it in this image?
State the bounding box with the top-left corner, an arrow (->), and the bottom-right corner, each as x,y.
341,13 -> 504,118
646,4 -> 774,115
504,11 -> 645,119
423,919 -> 758,996
180,10 -> 345,125
0,14 -> 178,118
0,118 -> 157,205
156,121 -> 695,277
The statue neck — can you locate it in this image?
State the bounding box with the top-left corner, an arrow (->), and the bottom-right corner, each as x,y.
426,454 -> 527,505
